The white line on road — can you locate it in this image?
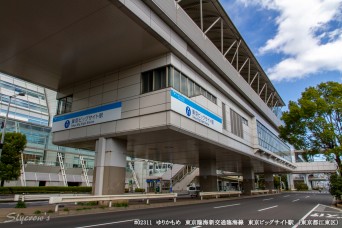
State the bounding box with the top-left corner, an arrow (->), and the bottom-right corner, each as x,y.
258,205 -> 278,211
214,203 -> 240,209
292,204 -> 320,228
283,195 -> 290,197
263,198 -> 274,201
74,219 -> 137,228
191,226 -> 202,228
305,196 -> 310,198
292,199 -> 300,202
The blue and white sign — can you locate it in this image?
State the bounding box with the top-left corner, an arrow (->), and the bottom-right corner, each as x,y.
52,102 -> 122,132
170,89 -> 222,132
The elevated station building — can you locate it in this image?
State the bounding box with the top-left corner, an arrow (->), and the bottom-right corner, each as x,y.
0,0 -> 298,194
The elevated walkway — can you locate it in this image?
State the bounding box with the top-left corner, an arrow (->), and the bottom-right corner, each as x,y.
292,161 -> 337,173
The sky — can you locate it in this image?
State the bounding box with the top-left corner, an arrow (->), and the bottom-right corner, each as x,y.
220,0 -> 342,108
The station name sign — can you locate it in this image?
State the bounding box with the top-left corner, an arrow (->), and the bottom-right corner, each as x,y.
170,89 -> 222,132
52,102 -> 122,132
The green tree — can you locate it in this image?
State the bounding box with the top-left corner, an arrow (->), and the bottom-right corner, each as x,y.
0,132 -> 27,187
329,174 -> 342,203
279,82 -> 342,174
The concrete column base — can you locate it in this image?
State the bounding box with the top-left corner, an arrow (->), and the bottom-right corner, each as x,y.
242,168 -> 255,195
242,179 -> 254,195
93,137 -> 126,196
264,173 -> 274,193
265,181 -> 274,193
199,175 -> 217,192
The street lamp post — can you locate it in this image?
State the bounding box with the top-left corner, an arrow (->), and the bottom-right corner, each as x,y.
170,164 -> 173,193
0,92 -> 26,158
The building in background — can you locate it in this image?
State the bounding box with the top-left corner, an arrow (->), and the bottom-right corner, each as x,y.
0,73 -> 95,187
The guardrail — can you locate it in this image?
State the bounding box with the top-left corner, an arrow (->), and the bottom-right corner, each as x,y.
49,193 -> 178,212
199,191 -> 241,200
14,193 -> 90,202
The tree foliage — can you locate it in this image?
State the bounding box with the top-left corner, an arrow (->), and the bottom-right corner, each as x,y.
329,174 -> 342,201
0,132 -> 27,186
279,82 -> 342,174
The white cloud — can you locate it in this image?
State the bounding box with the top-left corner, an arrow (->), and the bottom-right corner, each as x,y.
236,0 -> 342,81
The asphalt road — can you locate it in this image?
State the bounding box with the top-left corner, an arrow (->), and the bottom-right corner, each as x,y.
2,193 -> 341,228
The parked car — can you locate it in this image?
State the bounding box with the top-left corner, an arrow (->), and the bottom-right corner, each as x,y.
188,186 -> 200,198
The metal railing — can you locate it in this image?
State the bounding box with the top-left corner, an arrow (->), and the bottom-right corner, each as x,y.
199,191 -> 241,200
49,193 -> 178,212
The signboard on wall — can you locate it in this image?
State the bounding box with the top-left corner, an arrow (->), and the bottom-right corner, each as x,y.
170,89 -> 222,132
52,102 -> 122,132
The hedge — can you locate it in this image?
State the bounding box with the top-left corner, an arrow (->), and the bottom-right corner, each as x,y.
134,188 -> 145,192
295,182 -> 309,191
0,186 -> 92,194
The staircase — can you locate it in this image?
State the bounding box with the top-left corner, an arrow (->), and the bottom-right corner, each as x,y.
79,156 -> 90,187
162,165 -> 198,191
173,167 -> 199,191
129,161 -> 140,188
20,152 -> 26,186
57,152 -> 68,186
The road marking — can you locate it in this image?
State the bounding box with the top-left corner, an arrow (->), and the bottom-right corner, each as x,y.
283,195 -> 290,197
292,204 -> 320,228
191,226 -> 202,228
258,205 -> 278,211
214,203 -> 240,209
305,196 -> 310,198
292,199 -> 300,202
74,219 -> 136,228
263,198 -> 274,201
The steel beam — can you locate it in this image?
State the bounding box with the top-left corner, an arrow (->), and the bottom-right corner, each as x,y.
224,40 -> 236,57
259,83 -> 266,96
239,57 -> 249,73
204,17 -> 220,34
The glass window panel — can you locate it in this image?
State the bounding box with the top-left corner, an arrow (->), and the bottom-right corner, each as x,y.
173,69 -> 180,91
141,71 -> 153,94
153,67 -> 166,91
188,80 -> 194,97
194,84 -> 200,96
160,67 -> 166,89
167,66 -> 173,87
65,103 -> 72,113
206,92 -> 211,100
211,96 -> 217,104
180,74 -> 188,96
154,70 -> 162,90
200,88 -> 207,97
67,96 -> 73,103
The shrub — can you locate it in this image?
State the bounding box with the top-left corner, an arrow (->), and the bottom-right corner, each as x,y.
295,182 -> 309,191
63,208 -> 69,212
34,210 -> 41,215
134,188 -> 145,193
114,202 -> 128,207
77,201 -> 97,206
46,210 -> 54,213
15,200 -> 26,208
329,174 -> 342,201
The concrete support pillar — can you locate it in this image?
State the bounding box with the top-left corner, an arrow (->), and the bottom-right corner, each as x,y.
304,174 -> 312,190
242,169 -> 255,195
93,137 -> 126,195
264,173 -> 274,193
287,174 -> 295,190
199,157 -> 217,192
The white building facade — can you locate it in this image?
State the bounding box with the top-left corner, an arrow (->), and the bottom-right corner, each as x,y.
0,0 -> 296,194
